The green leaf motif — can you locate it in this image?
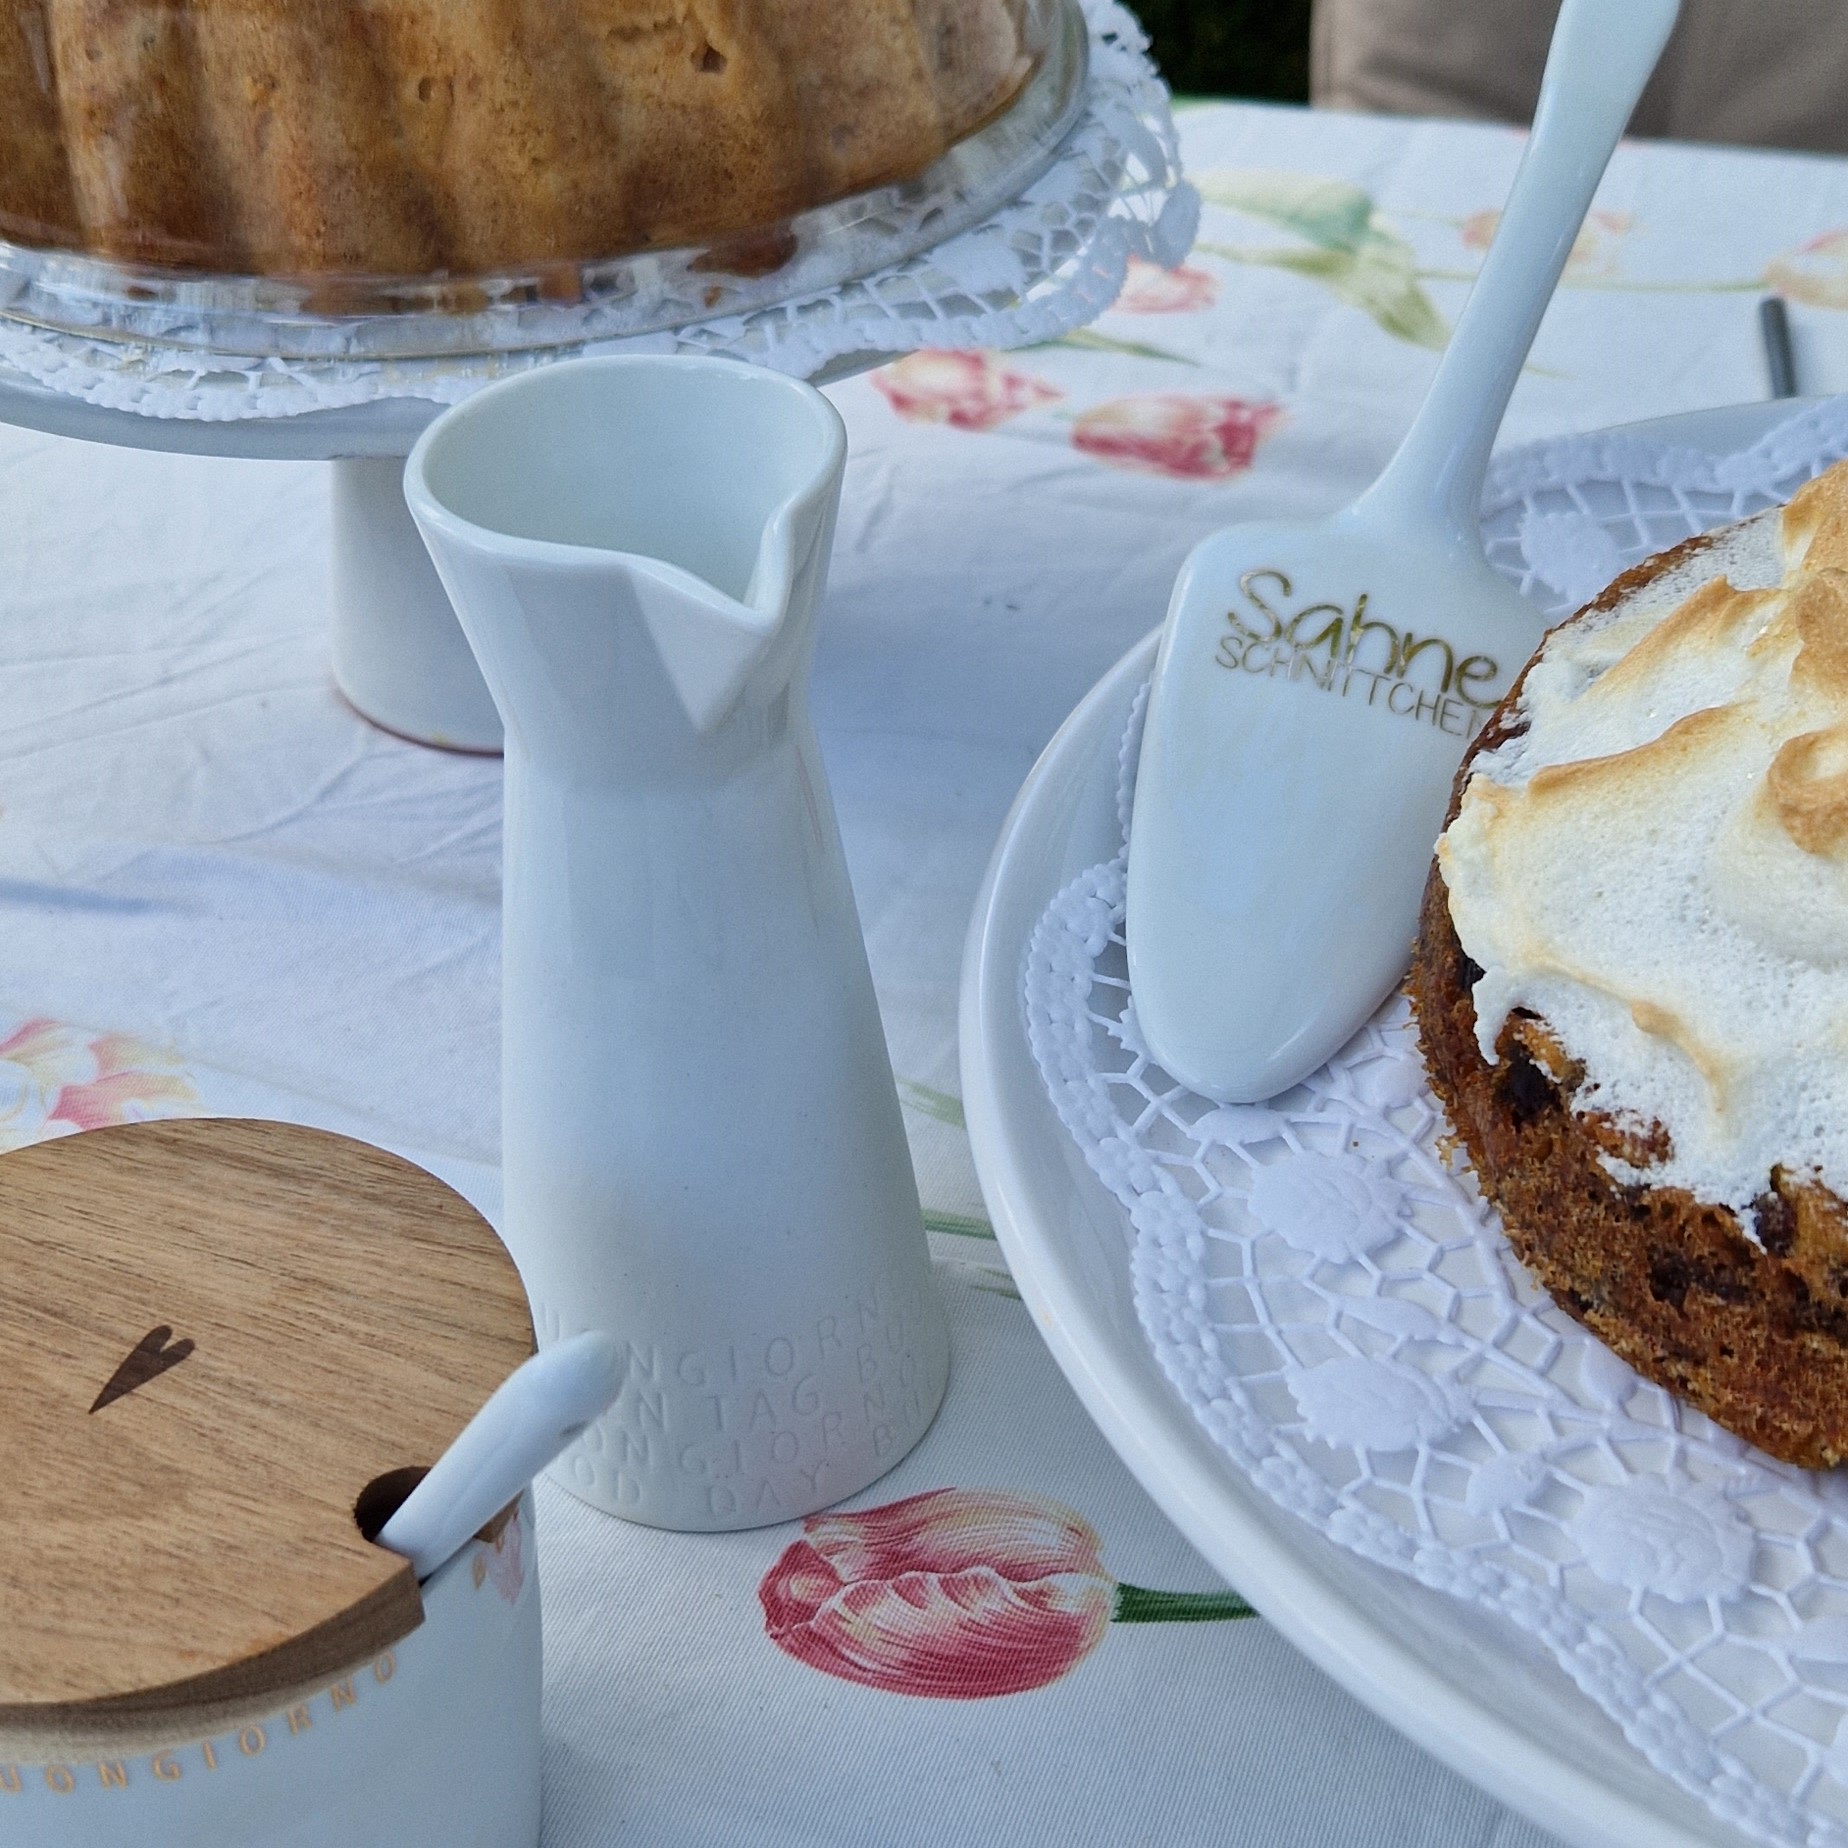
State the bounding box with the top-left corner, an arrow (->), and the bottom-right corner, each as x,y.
923,1209 -> 996,1241
968,1274 -> 1023,1301
1197,168 -> 1449,352
1112,1583 -> 1256,1623
897,1078 -> 966,1129
1198,171 -> 1376,254
1040,327 -> 1201,367
1258,245 -> 1449,350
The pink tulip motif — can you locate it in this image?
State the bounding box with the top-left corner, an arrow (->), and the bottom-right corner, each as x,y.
0,1018 -> 196,1152
1072,394 -> 1283,482
760,1487 -> 1253,1699
1460,206 -> 1633,278
871,350 -> 1064,433
1112,256 -> 1219,315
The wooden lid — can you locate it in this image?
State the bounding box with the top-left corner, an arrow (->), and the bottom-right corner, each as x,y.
0,1119 -> 533,1726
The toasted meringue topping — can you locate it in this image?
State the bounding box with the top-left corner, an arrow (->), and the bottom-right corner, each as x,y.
1437,463 -> 1848,1218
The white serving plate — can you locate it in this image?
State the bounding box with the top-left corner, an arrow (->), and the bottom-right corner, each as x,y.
960,400 -> 1825,1848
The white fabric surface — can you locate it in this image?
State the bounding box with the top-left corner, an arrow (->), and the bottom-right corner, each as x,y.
11,98 -> 1848,1845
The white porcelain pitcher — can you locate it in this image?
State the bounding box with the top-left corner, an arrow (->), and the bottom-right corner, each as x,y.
405,357 -> 949,1531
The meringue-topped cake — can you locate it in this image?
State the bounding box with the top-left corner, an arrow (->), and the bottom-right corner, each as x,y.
1412,459 -> 1848,1467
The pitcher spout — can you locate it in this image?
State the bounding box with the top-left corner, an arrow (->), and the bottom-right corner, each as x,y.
631,463 -> 835,734
405,356 -> 847,744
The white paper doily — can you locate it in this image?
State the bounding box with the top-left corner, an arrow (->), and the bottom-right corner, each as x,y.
0,0 -> 1192,423
1025,396 -> 1848,1848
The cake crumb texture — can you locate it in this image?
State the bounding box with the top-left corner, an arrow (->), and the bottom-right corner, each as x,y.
0,0 -> 1035,274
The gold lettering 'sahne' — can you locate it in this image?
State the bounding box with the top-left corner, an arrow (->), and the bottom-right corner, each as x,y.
1395,631 -> 1456,690
1286,592 -> 1347,663
1215,570 -> 1503,736
1235,568 -> 1289,640
1344,595 -> 1401,675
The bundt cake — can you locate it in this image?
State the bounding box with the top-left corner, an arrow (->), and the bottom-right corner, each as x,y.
1412,458 -> 1848,1468
0,0 -> 1038,277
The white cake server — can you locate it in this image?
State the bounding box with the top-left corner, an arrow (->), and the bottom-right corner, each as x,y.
1125,0 -> 1680,1104
377,1331 -> 623,1580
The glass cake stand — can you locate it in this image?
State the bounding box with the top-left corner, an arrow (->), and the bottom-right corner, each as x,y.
0,0 -> 1091,751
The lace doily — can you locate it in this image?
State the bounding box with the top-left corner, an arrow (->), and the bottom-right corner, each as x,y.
0,0 -> 1192,424
1025,396 -> 1848,1848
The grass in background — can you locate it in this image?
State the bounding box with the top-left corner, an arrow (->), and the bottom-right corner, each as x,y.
1130,0 -> 1313,102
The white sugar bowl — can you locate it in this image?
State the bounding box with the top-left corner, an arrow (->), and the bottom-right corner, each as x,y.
0,1118 -> 546,1847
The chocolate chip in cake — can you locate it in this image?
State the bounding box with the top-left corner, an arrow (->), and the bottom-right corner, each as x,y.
1649,1249 -> 1691,1310
1496,1049 -> 1555,1127
1754,1188 -> 1798,1257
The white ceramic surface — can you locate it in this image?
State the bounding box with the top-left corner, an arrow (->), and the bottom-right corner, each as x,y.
1126,0 -> 1677,1104
406,355 -> 950,1533
0,1495 -> 541,1848
331,457 -> 505,752
960,402 -> 1812,1848
379,1334 -> 623,1580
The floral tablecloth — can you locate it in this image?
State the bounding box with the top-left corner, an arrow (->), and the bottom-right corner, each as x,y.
10,98 -> 1848,1846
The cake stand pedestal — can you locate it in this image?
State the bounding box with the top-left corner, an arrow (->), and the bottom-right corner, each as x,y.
330,454 -> 503,750
0,365 -> 512,750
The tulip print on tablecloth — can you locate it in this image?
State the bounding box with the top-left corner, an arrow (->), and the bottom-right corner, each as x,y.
1071,395 -> 1284,481
760,1488 -> 1253,1699
1194,170 -> 1449,350
871,350 -> 1064,432
1448,203 -> 1848,310
1194,163 -> 1848,335
865,346 -> 1282,483
0,1017 -> 197,1152
1111,255 -> 1218,315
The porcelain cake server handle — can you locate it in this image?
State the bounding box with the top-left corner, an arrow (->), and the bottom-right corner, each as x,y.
1124,0 -> 1681,1105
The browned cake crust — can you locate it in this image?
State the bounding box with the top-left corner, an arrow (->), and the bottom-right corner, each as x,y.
0,0 -> 1036,277
1410,530 -> 1848,1469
